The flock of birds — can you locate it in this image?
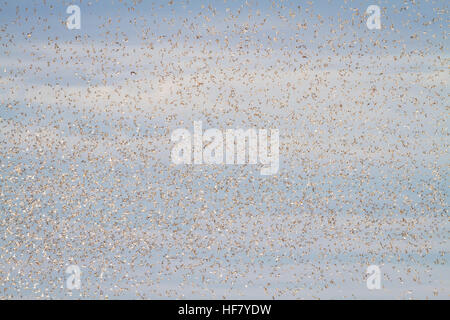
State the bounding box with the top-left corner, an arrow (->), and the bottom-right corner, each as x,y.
0,1 -> 448,299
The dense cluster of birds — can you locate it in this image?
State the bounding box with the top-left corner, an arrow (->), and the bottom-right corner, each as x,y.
0,0 -> 448,299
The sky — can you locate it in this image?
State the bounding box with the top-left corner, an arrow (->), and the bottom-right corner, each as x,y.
0,0 -> 448,299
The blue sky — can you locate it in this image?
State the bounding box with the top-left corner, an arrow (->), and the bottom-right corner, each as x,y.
0,0 -> 448,299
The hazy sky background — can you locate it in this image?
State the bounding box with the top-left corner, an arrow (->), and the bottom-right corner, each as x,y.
0,0 -> 448,299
